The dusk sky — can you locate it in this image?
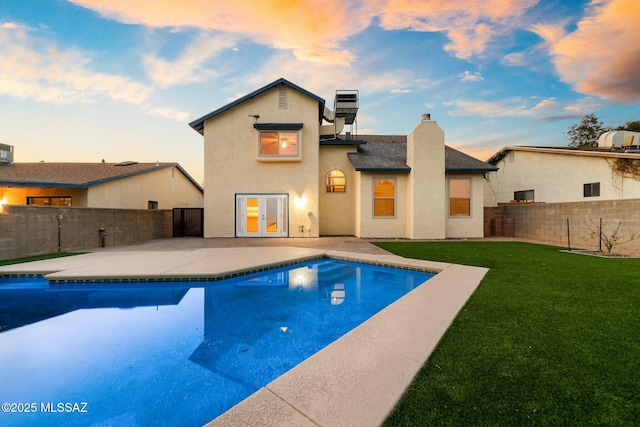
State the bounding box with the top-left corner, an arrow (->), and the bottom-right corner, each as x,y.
2,0 -> 639,185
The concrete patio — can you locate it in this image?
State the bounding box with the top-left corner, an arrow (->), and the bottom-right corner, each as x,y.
0,237 -> 488,426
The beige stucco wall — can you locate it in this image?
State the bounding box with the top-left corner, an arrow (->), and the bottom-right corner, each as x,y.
356,173 -> 408,238
406,118 -> 446,239
318,145 -> 357,235
485,150 -> 640,206
86,166 -> 203,209
445,173 -> 486,238
202,85 -> 320,237
0,166 -> 202,210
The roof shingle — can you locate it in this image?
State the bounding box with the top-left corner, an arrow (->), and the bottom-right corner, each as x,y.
346,135 -> 497,173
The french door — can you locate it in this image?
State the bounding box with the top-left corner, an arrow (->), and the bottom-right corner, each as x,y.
236,194 -> 288,237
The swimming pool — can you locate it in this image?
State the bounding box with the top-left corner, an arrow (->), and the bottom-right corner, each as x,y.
0,258 -> 433,426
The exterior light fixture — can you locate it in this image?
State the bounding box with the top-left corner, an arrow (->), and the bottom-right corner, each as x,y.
293,196 -> 306,209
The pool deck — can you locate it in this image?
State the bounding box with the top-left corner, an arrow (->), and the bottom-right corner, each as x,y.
0,237 -> 488,427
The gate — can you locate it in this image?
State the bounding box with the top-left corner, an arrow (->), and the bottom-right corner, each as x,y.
173,208 -> 204,237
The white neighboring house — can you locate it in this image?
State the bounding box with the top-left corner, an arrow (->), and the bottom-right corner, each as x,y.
484,132 -> 640,206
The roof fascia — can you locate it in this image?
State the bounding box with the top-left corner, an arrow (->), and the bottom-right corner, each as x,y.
490,146 -> 640,162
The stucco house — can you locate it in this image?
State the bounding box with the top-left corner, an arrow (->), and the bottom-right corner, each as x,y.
484,141 -> 640,207
0,156 -> 204,210
189,78 -> 496,239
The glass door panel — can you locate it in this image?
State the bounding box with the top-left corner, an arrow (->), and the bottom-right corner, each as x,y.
246,198 -> 259,233
265,197 -> 279,233
236,194 -> 288,237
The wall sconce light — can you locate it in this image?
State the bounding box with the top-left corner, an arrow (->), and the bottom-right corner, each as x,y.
293,196 -> 306,209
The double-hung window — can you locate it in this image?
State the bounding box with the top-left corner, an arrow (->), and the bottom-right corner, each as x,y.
449,178 -> 471,217
373,178 -> 395,217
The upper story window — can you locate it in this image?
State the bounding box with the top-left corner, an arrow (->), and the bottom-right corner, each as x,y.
584,182 -> 600,197
449,178 -> 471,217
259,131 -> 299,156
326,170 -> 346,192
373,178 -> 395,217
254,123 -> 303,159
514,189 -> 534,203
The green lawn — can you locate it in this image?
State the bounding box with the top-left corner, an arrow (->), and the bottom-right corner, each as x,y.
0,252 -> 81,266
376,242 -> 639,426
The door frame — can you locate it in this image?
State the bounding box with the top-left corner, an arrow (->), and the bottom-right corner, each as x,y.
235,193 -> 289,237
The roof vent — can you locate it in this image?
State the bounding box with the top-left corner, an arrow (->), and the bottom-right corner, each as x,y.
115,160 -> 138,166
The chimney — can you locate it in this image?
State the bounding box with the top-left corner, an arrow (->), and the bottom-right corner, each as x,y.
421,113 -> 431,122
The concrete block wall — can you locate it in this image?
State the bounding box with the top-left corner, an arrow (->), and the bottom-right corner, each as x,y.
483,206 -> 515,238
499,199 -> 640,255
0,205 -> 172,260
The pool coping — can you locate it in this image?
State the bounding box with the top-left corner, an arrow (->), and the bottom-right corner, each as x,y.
0,247 -> 488,426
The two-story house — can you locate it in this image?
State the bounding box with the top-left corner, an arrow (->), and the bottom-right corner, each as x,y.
189,78 -> 496,239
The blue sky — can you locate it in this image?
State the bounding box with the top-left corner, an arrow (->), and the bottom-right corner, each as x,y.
2,0 -> 639,184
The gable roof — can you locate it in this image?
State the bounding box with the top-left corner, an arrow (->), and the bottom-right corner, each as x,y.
488,145 -> 640,165
189,78 -> 326,135
347,135 -> 498,173
0,162 -> 203,192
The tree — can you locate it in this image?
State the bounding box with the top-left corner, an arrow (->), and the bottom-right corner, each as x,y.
617,120 -> 640,132
566,113 -> 611,147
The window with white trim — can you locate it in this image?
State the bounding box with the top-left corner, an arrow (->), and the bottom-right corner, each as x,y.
259,131 -> 299,157
449,178 -> 471,217
373,178 -> 395,217
326,169 -> 346,192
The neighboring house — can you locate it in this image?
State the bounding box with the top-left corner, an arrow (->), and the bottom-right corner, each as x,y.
0,160 -> 204,210
189,77 -> 496,239
484,142 -> 640,207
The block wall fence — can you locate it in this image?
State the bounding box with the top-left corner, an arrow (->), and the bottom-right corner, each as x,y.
485,198 -> 640,256
0,205 -> 173,261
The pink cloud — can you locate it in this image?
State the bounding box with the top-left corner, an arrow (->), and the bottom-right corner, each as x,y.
68,0 -> 374,66
69,0 -> 541,63
534,0 -> 640,102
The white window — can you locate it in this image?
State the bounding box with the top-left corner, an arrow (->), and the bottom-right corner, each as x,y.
373,178 -> 395,217
449,178 -> 471,217
326,170 -> 346,192
259,131 -> 300,157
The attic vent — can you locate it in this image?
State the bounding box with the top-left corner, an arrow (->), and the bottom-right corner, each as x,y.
279,87 -> 287,109
115,160 -> 138,166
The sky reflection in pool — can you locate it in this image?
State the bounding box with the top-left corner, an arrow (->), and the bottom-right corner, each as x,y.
0,259 -> 433,426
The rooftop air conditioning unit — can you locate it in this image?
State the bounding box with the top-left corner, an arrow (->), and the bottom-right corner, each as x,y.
0,143 -> 14,165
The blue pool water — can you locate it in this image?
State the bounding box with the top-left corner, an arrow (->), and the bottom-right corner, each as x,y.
0,259 -> 433,426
